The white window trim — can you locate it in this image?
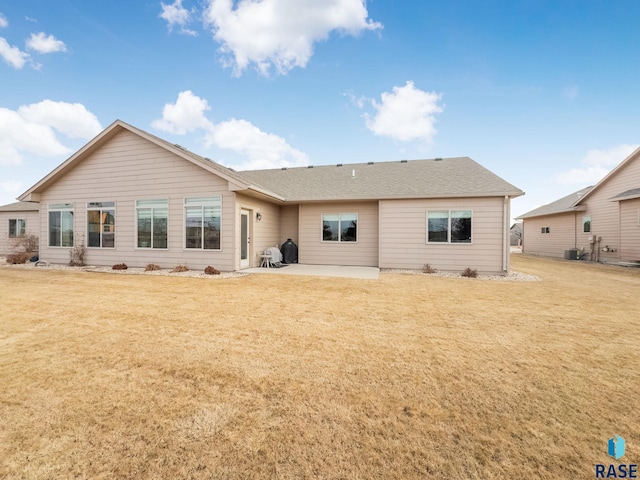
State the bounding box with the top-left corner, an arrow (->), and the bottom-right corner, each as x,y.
183,196 -> 223,251
321,213 -> 359,243
135,199 -> 169,250
47,203 -> 75,248
86,201 -> 116,249
426,210 -> 473,244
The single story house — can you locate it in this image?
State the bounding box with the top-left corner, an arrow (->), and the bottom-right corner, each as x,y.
510,222 -> 523,247
16,120 -> 524,273
0,201 -> 39,255
518,146 -> 640,263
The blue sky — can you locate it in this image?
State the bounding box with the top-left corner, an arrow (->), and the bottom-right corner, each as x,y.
1,0 -> 639,220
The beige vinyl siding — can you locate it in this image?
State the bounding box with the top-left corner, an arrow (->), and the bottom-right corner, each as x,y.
576,157 -> 640,263
522,212 -> 577,259
280,204 -> 299,246
298,202 -> 378,266
37,129 -> 236,271
379,197 -> 506,273
620,198 -> 640,261
235,193 -> 282,268
0,209 -> 40,255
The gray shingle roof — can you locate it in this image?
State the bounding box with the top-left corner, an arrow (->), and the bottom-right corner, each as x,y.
518,186 -> 592,219
239,157 -> 523,202
0,201 -> 39,212
610,187 -> 640,201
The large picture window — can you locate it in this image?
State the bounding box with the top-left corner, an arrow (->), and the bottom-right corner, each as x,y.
322,213 -> 358,242
49,203 -> 74,247
427,210 -> 472,243
87,202 -> 115,248
185,197 -> 221,250
136,199 -> 168,249
8,219 -> 26,238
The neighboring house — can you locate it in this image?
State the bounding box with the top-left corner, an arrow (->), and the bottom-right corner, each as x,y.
510,222 -> 523,246
17,120 -> 524,273
0,202 -> 40,255
518,146 -> 640,263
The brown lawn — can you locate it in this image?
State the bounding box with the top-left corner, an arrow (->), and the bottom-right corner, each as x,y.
1,255 -> 639,479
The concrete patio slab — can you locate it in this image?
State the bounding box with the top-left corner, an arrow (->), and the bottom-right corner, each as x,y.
242,264 -> 379,280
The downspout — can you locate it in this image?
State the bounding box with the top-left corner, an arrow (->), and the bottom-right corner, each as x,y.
618,201 -> 622,261
503,195 -> 509,273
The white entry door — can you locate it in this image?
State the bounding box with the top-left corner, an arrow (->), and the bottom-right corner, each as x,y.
240,209 -> 250,268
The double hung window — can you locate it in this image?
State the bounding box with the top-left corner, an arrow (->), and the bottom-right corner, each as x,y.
8,219 -> 26,238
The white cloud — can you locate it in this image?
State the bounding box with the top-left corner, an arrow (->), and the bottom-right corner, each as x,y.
0,37 -> 29,69
160,0 -> 197,36
555,144 -> 640,185
364,81 -> 444,143
205,119 -> 309,169
1,179 -> 22,194
0,108 -> 71,165
151,90 -> 214,134
152,90 -> 308,169
26,32 -> 67,54
0,13 -> 8,28
18,100 -> 102,139
203,0 -> 382,75
0,101 -> 101,166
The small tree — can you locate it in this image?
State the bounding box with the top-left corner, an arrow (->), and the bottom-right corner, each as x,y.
69,235 -> 86,267
9,234 -> 39,255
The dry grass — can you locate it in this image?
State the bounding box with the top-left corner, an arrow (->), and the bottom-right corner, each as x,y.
1,255 -> 639,479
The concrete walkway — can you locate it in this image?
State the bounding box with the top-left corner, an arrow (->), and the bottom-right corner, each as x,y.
242,264 -> 379,280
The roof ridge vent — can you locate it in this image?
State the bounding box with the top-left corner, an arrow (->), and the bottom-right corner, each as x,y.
307,165 -> 314,168
281,167 -> 288,170
173,143 -> 186,150
435,157 -> 443,161
400,159 -> 408,163
368,161 -> 374,165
